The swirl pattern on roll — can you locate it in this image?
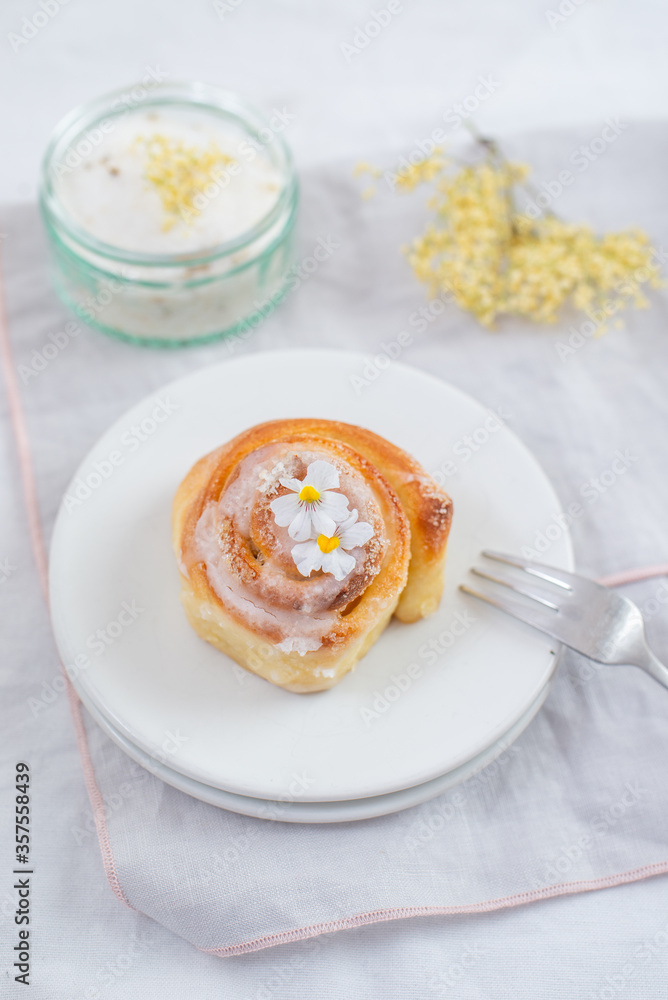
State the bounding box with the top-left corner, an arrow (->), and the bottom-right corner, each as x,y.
173,419 -> 452,692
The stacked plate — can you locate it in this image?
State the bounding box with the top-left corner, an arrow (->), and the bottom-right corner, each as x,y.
49,351 -> 572,823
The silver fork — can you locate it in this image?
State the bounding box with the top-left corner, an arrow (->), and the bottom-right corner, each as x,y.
461,550 -> 668,690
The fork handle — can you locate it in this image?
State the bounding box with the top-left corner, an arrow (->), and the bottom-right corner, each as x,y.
635,648 -> 668,691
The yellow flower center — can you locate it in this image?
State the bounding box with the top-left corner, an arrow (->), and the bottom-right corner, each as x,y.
317,534 -> 340,554
299,485 -> 320,503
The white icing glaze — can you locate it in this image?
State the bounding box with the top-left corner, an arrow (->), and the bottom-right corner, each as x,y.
190,444 -> 387,654
276,636 -> 323,655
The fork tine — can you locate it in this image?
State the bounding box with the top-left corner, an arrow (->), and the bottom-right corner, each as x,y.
482,550 -> 574,591
459,582 -> 565,642
470,567 -> 560,610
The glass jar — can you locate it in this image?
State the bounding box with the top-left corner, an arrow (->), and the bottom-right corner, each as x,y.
39,81 -> 298,347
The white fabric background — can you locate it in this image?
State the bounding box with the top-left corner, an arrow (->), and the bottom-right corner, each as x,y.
2,1 -> 668,996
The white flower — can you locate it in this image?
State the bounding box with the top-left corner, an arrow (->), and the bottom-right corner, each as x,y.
291,509 -> 374,582
270,460 -> 349,541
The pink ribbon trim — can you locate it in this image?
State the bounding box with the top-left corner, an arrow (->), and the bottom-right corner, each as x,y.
598,564 -> 668,588
199,860 -> 668,956
0,244 -> 132,910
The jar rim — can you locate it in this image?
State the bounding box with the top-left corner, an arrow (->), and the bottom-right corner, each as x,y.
39,80 -> 298,268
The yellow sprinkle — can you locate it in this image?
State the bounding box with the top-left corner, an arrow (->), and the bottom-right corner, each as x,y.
353,161 -> 382,179
138,133 -> 235,230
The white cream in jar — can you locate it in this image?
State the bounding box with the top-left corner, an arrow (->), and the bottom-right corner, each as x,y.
55,107 -> 283,255
40,83 -> 298,346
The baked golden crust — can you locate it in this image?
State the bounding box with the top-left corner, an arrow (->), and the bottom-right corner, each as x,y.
172,418 -> 452,692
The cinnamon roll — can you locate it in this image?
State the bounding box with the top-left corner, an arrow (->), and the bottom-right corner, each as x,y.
172,419 -> 452,693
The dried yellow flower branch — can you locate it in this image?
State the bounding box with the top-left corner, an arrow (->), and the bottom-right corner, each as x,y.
360,139 -> 663,329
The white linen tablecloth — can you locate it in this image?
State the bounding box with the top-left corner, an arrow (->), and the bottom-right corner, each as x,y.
2,122 -> 668,996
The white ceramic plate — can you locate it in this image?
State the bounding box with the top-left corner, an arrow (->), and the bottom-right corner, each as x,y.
81,673 -> 554,823
49,349 -> 572,802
